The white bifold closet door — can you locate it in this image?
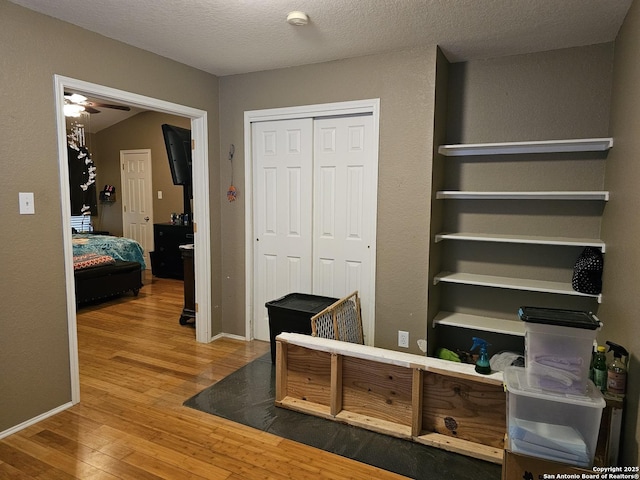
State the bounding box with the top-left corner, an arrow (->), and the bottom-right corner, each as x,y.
253,118 -> 314,342
253,114 -> 375,344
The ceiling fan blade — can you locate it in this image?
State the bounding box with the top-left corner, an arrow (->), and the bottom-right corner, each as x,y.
84,106 -> 101,114
88,102 -> 131,111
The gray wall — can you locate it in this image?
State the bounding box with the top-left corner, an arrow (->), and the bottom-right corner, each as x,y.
600,0 -> 640,464
446,44 -> 613,143
219,47 -> 438,353
94,111 -> 191,236
0,0 -> 220,432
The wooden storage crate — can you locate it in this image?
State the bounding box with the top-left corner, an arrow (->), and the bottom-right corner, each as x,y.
275,333 -> 506,463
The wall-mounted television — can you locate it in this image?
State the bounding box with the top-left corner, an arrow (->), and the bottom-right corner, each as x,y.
161,124 -> 192,186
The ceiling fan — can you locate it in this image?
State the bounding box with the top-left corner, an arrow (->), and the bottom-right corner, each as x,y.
64,92 -> 131,116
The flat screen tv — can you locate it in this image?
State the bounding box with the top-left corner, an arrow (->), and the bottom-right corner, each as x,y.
161,124 -> 192,186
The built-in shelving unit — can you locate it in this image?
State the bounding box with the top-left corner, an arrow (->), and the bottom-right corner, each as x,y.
431,137 -> 612,339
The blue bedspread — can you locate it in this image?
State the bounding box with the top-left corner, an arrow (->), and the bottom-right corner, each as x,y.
72,234 -> 146,269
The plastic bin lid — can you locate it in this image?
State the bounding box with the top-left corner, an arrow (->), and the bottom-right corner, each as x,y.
504,366 -> 605,408
518,306 -> 601,330
265,293 -> 338,314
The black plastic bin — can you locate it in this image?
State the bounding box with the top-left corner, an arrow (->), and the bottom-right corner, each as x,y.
265,293 -> 338,363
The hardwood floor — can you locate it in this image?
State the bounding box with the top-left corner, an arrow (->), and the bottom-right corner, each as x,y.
0,274 -> 407,479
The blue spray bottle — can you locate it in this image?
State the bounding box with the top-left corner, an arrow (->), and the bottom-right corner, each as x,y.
470,337 -> 491,375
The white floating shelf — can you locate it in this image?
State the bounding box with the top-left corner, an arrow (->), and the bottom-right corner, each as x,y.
436,191 -> 610,201
434,271 -> 602,302
434,232 -> 606,252
438,137 -> 613,157
433,311 -> 526,337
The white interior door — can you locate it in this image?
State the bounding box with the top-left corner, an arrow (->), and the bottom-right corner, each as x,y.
120,149 -> 153,268
313,114 -> 375,343
252,119 -> 314,341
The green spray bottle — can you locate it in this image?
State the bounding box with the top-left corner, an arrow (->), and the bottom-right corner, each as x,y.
471,337 -> 491,375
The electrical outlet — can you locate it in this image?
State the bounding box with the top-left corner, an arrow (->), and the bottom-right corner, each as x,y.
398,330 -> 409,348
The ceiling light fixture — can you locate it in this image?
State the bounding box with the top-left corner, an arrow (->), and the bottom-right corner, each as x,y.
64,103 -> 85,117
287,11 -> 309,26
66,93 -> 87,104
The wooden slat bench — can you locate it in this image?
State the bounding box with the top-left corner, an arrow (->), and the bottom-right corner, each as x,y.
275,333 -> 506,464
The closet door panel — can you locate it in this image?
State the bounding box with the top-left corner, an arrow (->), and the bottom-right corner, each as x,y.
313,114 -> 375,343
252,119 -> 314,341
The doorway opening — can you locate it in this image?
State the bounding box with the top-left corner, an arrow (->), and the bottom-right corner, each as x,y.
54,75 -> 212,404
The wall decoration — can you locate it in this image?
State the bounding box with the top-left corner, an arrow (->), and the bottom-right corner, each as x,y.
227,143 -> 237,202
67,121 -> 97,216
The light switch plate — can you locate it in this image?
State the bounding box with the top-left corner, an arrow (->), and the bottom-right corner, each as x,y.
19,192 -> 35,214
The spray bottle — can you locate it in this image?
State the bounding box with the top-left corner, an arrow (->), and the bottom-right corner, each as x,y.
606,341 -> 629,398
470,337 -> 491,375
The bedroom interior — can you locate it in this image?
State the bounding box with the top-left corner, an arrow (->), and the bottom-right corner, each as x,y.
2,0 -> 640,477
52,73 -> 214,350
65,98 -> 192,308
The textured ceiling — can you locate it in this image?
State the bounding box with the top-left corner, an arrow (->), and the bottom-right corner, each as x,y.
9,0 -> 633,76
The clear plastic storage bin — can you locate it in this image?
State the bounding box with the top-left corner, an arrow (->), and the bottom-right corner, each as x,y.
504,366 -> 605,468
519,307 -> 601,393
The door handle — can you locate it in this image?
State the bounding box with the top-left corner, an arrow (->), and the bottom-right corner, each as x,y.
144,216 -> 150,222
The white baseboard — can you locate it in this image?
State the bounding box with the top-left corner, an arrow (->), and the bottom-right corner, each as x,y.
210,332 -> 248,342
0,401 -> 74,440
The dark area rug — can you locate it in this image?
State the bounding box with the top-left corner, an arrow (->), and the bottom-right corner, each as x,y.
184,353 -> 502,480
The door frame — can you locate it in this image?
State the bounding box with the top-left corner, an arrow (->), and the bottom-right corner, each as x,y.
243,99 -> 380,343
120,149 -> 154,268
54,75 -> 212,405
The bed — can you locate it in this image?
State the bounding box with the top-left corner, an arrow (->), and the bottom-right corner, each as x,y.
72,234 -> 145,305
